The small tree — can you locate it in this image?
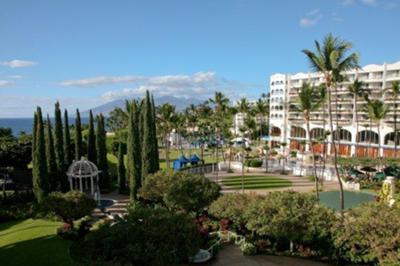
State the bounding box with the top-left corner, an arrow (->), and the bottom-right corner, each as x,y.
75,109 -> 83,161
87,110 -> 96,163
42,191 -> 96,228
117,140 -> 126,193
45,115 -> 57,191
32,107 -> 48,202
96,114 -> 109,190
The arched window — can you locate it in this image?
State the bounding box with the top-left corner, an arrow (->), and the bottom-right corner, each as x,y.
333,129 -> 352,141
357,130 -> 379,144
310,128 -> 325,140
384,132 -> 400,145
271,127 -> 281,136
291,126 -> 306,138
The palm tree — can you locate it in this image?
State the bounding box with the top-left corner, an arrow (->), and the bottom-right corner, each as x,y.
364,99 -> 388,168
184,104 -> 198,156
254,98 -> 268,145
348,79 -> 367,156
295,83 -> 325,201
157,103 -> 178,169
208,91 -> 230,181
387,81 -> 400,157
302,33 -> 359,215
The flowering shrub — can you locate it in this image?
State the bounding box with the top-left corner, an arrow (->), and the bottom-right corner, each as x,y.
240,242 -> 257,256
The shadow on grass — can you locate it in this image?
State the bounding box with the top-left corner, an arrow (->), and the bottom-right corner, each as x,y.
0,235 -> 73,266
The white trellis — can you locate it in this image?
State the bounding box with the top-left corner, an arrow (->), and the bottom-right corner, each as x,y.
66,157 -> 101,203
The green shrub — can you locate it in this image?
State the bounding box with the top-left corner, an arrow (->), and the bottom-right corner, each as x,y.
245,159 -> 262,168
240,242 -> 257,256
244,191 -> 337,256
209,193 -> 263,232
333,202 -> 400,265
140,170 -> 220,214
290,150 -> 297,158
42,190 -> 96,227
70,206 -> 201,265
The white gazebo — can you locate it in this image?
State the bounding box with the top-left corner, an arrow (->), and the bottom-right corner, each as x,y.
66,158 -> 101,203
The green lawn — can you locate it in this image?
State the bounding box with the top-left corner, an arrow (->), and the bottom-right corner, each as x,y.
0,219 -> 73,266
221,175 -> 292,190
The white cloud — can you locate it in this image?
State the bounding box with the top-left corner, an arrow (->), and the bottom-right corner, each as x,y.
0,80 -> 12,87
299,9 -> 323,27
60,75 -> 145,86
82,72 -> 245,102
1,60 -> 37,68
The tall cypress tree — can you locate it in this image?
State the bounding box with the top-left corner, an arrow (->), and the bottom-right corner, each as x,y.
45,115 -> 57,191
32,112 -> 38,160
151,94 -> 160,171
127,101 -> 141,201
32,107 -> 48,202
63,109 -> 71,192
141,91 -> 156,179
54,102 -> 65,181
75,109 -> 83,161
96,114 -> 109,190
117,140 -> 126,194
87,110 -> 96,162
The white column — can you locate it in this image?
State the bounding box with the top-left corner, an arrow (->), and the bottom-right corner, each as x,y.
79,177 -> 83,192
69,177 -> 73,191
90,177 -> 94,194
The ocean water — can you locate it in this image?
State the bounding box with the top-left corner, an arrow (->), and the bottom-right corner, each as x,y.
0,117 -> 89,136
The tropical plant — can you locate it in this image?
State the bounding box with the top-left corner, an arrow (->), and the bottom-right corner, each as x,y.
157,103 -> 178,169
302,33 -> 359,215
364,99 -> 388,166
387,81 -> 400,157
348,79 -> 367,154
294,82 -> 325,200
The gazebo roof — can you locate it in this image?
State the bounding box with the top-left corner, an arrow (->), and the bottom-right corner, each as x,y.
66,158 -> 99,178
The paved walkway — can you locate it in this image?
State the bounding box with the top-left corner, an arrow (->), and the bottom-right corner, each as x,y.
205,245 -> 332,266
206,172 -> 339,194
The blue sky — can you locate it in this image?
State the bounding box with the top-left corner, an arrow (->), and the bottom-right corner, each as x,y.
0,0 -> 399,117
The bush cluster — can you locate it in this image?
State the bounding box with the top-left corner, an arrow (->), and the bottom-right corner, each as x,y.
209,191 -> 400,265
245,159 -> 263,168
70,206 -> 201,265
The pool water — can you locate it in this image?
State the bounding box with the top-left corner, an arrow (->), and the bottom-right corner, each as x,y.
98,199 -> 114,209
320,191 -> 375,211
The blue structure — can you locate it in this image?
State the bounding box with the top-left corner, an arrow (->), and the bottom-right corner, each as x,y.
173,155 -> 190,170
190,154 -> 201,165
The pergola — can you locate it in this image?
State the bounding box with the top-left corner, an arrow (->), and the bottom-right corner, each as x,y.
66,158 -> 101,203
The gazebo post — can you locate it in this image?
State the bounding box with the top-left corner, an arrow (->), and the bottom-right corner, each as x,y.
90,176 -> 94,194
79,177 -> 83,192
69,177 -> 73,190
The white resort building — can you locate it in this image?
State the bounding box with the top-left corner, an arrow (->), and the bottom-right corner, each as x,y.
269,60 -> 400,158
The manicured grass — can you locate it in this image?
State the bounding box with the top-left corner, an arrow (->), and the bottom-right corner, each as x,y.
221,175 -> 292,190
159,148 -> 216,169
0,219 -> 73,266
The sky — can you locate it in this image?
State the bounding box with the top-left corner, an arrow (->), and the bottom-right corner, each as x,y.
0,0 -> 399,117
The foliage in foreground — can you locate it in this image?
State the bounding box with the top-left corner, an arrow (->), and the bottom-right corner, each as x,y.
41,190 -> 95,227
333,202 -> 400,265
70,206 -> 201,265
140,170 -> 221,214
244,191 -> 337,256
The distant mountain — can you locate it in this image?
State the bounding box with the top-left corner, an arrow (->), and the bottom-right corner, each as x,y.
82,96 -> 204,117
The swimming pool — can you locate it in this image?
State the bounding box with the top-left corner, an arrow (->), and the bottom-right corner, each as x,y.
320,190 -> 376,211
